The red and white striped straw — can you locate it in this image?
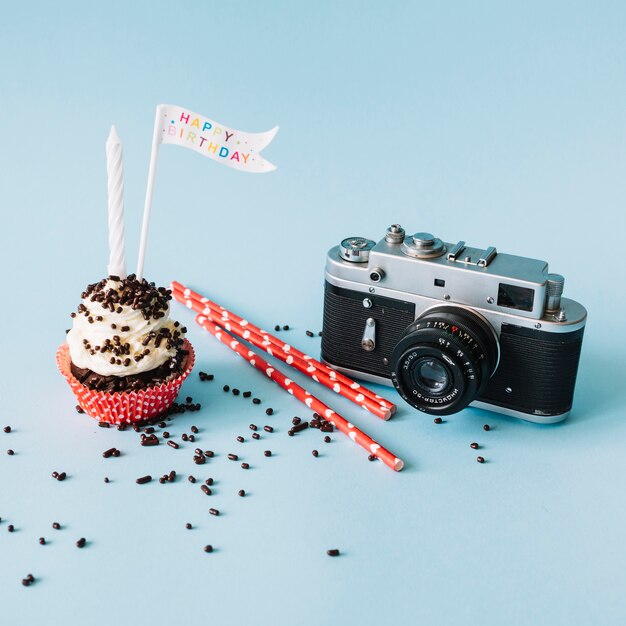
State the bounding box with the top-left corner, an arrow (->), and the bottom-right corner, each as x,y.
198,307 -> 391,420
196,314 -> 404,472
171,281 -> 397,416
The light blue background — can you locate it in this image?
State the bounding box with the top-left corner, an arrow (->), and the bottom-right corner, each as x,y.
1,1 -> 625,624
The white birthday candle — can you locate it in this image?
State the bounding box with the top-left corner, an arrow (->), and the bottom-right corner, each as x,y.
106,125 -> 126,278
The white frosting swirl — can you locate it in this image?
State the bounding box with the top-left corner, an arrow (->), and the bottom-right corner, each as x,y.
67,279 -> 184,377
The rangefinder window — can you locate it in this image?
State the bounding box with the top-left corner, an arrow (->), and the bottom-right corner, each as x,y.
497,283 -> 534,312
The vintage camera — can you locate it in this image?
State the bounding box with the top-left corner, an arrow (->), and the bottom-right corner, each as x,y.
321,225 -> 586,423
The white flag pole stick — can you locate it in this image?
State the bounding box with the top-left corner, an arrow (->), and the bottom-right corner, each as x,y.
136,106 -> 162,281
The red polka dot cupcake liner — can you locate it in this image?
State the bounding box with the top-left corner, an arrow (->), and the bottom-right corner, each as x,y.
56,339 -> 195,424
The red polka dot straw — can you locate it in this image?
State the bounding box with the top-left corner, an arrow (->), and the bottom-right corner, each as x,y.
199,308 -> 392,419
171,282 -> 396,419
195,314 -> 404,472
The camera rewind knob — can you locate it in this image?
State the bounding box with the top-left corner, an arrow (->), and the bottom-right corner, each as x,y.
545,274 -> 565,312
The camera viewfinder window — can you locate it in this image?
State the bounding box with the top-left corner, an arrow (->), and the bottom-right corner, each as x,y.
497,283 -> 534,312
434,279 -> 445,287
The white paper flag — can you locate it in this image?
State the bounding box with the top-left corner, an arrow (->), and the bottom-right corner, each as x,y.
156,104 -> 278,173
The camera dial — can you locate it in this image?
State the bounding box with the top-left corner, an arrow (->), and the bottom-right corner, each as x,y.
339,237 -> 376,263
401,232 -> 447,259
390,306 -> 499,415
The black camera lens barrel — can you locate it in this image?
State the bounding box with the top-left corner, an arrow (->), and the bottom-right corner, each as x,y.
390,306 -> 499,415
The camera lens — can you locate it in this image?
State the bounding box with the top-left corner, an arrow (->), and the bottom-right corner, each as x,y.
390,306 -> 499,416
412,358 -> 451,394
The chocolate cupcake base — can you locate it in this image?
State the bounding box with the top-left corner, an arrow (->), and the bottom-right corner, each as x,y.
70,349 -> 188,393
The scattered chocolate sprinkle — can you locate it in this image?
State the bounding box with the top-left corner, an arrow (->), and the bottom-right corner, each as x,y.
39,537 -> 46,545
205,478 -> 214,486
282,325 -> 290,331
483,425 -> 491,431
306,330 -> 314,337
470,442 -> 479,449
136,475 -> 152,484
102,447 -> 116,458
141,435 -> 159,447
477,456 -> 485,463
181,433 -> 188,441
7,449 -> 14,456
52,522 -> 61,530
434,417 -> 443,424
75,405 -> 85,414
264,450 -> 272,457
8,524 -> 15,532
56,472 -> 67,481
264,425 -> 274,433
188,476 -> 196,483
324,436 -> 331,443
209,508 -> 219,516
265,408 -> 274,416
193,455 -> 206,465
238,489 -> 245,497
292,417 -> 301,426
191,426 -> 199,434
76,538 -> 86,548
312,450 -> 319,457
205,451 -> 214,458
186,523 -> 192,529
232,388 -> 240,396
104,477 -> 110,483
274,325 -> 280,331
241,463 -> 250,470
249,424 -> 257,431
368,454 -> 377,461
163,431 -> 170,439
144,427 -> 155,434
223,385 -> 230,392
228,453 -> 238,461
252,398 -> 261,405
98,421 -> 110,428
201,485 -> 212,496
188,435 -> 195,442
252,433 -> 260,440
204,544 -> 213,552
327,549 -> 340,557
292,422 -> 309,433
3,426 -> 10,433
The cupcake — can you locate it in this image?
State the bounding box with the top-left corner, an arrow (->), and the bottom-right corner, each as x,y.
57,274 -> 194,423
